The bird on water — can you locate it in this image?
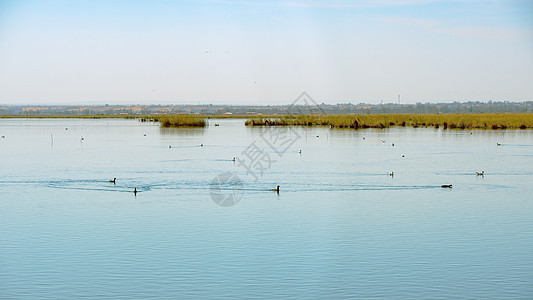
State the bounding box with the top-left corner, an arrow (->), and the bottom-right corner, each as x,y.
134,188 -> 137,196
476,171 -> 484,176
109,178 -> 116,184
271,185 -> 280,193
441,184 -> 453,188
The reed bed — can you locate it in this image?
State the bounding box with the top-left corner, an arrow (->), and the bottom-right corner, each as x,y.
4,113 -> 532,129
155,115 -> 206,127
245,114 -> 533,129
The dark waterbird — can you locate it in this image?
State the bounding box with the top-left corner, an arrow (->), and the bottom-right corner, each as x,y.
271,185 -> 280,193
109,178 -> 116,184
441,184 -> 453,188
134,188 -> 137,196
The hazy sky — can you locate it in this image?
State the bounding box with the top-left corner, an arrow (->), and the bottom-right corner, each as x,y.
0,0 -> 532,105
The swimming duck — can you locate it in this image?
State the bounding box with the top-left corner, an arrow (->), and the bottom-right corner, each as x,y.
271,185 -> 280,193
441,184 -> 453,188
134,188 -> 137,196
388,172 -> 394,176
476,171 -> 484,176
497,143 -> 501,146
109,178 -> 116,184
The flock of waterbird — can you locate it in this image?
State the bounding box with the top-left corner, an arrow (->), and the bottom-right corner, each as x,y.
374,136 -> 491,188
171,133 -> 494,193
107,131 -> 281,195
2,128 -> 498,196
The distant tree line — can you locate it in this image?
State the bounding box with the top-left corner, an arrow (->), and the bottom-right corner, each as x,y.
1,101 -> 532,116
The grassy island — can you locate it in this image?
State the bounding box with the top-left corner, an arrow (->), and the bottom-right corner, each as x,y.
244,113 -> 533,130
155,115 -> 207,127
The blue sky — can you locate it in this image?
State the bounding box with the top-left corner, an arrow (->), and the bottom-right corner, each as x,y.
0,0 -> 532,105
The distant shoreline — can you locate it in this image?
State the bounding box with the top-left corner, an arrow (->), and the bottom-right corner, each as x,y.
1,101 -> 533,116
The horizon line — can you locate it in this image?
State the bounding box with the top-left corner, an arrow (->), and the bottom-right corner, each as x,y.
2,99 -> 533,107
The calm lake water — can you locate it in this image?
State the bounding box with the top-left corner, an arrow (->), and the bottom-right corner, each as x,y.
1,118 -> 533,299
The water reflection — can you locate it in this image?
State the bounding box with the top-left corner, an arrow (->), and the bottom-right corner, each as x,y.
159,126 -> 206,136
